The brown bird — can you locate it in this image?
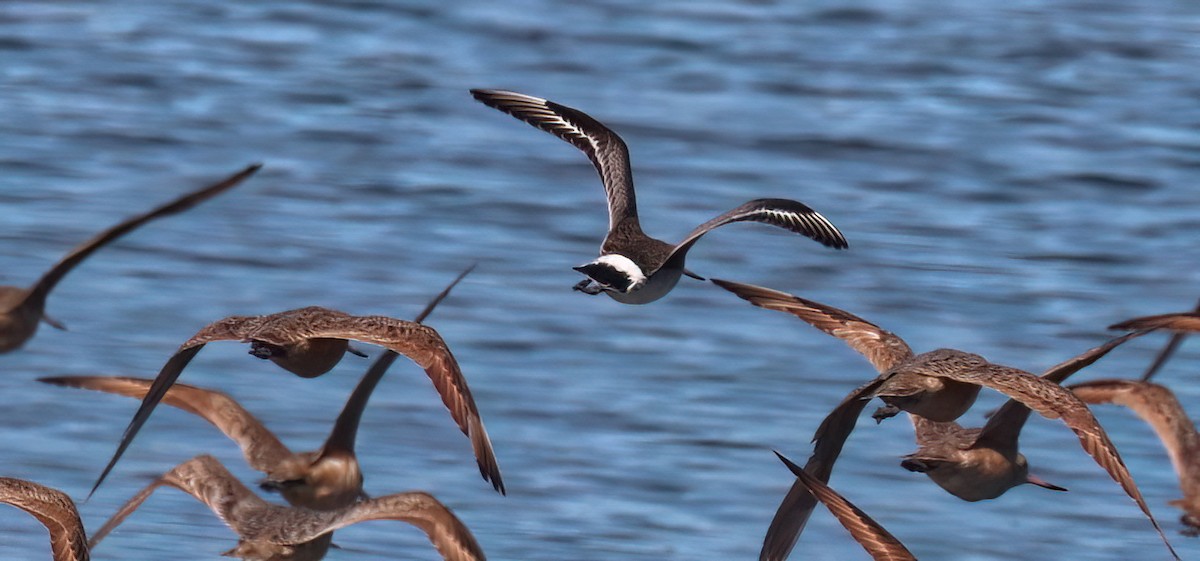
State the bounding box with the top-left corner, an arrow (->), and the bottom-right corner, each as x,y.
1111,306 -> 1200,381
88,454 -> 486,561
902,329 -> 1150,501
92,286 -> 502,499
0,477 -> 89,561
46,266 -> 474,512
773,452 -> 916,561
0,164 -> 260,353
711,278 -> 1177,561
1070,378 -> 1200,533
470,89 -> 847,304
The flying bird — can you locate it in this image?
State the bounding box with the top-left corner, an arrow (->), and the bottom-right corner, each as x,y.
49,266 -> 480,512
901,329 -> 1149,501
0,164 -> 261,353
1070,378 -> 1200,533
88,454 -> 486,561
92,281 -> 500,498
471,89 -> 847,304
0,477 -> 89,561
711,278 -> 1177,561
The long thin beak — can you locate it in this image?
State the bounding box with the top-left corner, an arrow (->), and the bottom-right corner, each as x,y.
1027,473 -> 1068,492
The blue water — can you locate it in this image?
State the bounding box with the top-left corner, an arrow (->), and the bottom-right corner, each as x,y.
2,1 -> 1200,559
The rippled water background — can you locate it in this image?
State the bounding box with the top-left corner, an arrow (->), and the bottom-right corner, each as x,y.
2,1 -> 1200,559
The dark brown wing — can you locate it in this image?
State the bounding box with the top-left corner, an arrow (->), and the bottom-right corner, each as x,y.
712,279 -> 913,373
470,89 -> 637,233
87,478 -> 164,549
40,376 -> 294,474
761,377 -> 884,561
0,477 -> 89,561
91,345 -> 205,497
974,330 -> 1151,451
1069,379 -> 1200,498
774,453 -> 916,561
663,199 -> 847,274
21,164 -> 261,315
305,315 -> 504,494
937,364 -> 1179,560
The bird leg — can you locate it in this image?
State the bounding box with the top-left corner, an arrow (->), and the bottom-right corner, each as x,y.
572,279 -> 604,295
248,341 -> 283,360
871,404 -> 902,423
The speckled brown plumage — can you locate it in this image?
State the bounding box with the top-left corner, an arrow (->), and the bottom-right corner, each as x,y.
0,164 -> 259,354
93,272 -> 501,499
89,455 -> 485,561
0,477 -> 89,561
470,89 -> 846,304
711,278 -> 1177,561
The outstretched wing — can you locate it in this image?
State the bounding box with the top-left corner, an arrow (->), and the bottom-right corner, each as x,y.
712,279 -> 912,373
306,315 -> 504,494
974,329 -> 1151,451
90,313 -> 267,494
21,164 -> 261,315
1120,299 -> 1200,381
40,376 -> 294,475
1069,379 -> 1200,497
761,377 -> 884,561
938,364 -> 1179,560
322,265 -> 474,460
91,345 -> 206,497
663,199 -> 846,273
281,491 -> 487,561
153,455 -> 275,536
1111,312 -> 1200,333
774,452 -> 916,561
0,477 -> 89,561
470,89 -> 637,232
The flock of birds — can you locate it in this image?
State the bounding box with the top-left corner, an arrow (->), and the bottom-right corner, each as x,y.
1,89 -> 1199,561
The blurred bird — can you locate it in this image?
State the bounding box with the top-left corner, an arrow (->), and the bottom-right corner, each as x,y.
0,164 -> 261,353
1110,304 -> 1200,380
0,477 -> 89,561
1070,378 -> 1200,533
471,89 -> 847,304
711,278 -> 1176,561
88,454 -> 486,561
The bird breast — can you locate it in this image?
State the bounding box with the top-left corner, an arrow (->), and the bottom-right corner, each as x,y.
268,338 -> 349,378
